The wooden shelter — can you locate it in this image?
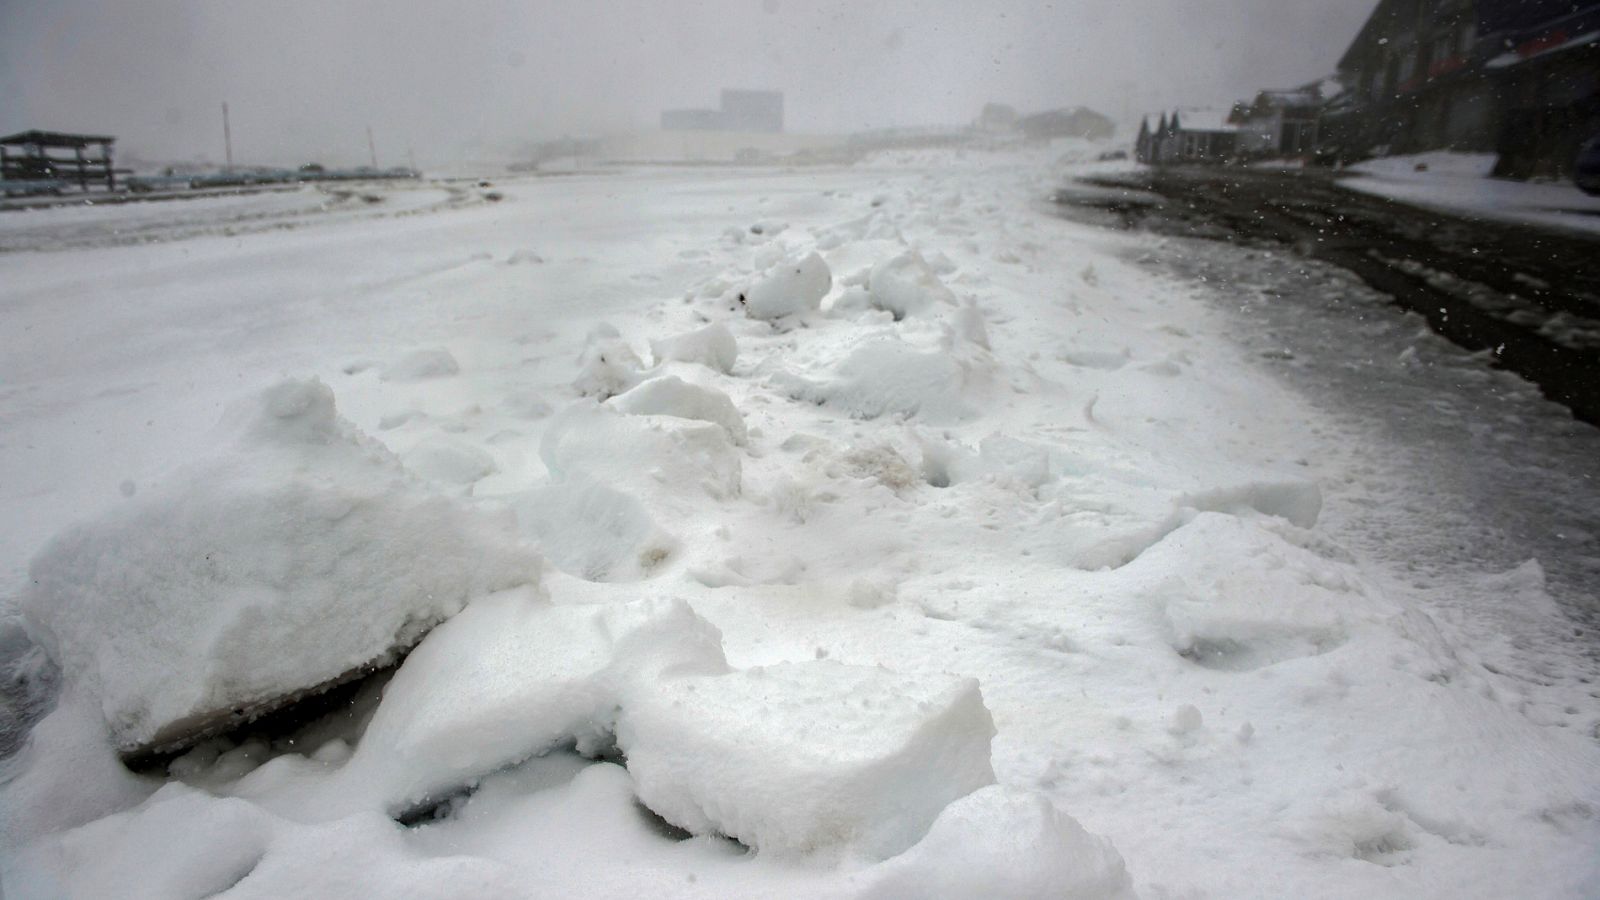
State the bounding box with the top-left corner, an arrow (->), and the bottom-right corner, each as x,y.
0,130 -> 118,191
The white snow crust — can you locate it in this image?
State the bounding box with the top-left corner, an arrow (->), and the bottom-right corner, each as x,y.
3,143 -> 1598,900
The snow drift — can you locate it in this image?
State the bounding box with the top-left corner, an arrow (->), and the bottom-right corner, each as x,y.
19,378 -> 541,758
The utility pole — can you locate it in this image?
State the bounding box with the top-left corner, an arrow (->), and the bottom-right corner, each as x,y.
222,102 -> 234,171
367,125 -> 378,169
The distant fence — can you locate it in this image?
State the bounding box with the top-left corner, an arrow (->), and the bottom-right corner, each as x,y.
125,167 -> 420,192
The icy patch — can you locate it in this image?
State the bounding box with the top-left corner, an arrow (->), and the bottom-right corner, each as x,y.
618,660 -> 996,856
742,251 -> 830,320
649,322 -> 738,374
19,378 -> 541,757
381,348 -> 460,382
608,375 -> 747,446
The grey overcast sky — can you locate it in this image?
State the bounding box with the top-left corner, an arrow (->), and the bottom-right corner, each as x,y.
0,0 -> 1378,167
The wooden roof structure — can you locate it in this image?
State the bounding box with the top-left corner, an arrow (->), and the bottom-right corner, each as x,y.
1,130 -> 117,148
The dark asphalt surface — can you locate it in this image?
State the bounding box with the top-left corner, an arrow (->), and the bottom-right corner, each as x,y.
1056,166 -> 1600,425
1053,166 -> 1600,725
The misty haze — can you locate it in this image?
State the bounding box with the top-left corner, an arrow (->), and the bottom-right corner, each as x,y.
2,1 -> 1599,898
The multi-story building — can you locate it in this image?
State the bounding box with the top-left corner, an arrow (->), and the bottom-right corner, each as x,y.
1326,0 -> 1599,178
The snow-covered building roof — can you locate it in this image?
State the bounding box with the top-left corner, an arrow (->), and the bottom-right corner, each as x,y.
1170,108 -> 1239,133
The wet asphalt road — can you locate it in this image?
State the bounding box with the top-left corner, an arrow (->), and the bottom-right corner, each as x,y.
1053,165 -> 1600,711
1056,166 -> 1600,425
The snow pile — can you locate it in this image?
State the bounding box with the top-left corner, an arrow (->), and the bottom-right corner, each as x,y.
780,337 -> 974,422
608,375 -> 748,446
515,479 -> 677,581
650,322 -> 739,374
6,146 -> 1600,899
541,401 -> 742,500
572,324 -> 646,399
868,249 -> 959,319
18,378 -> 540,757
742,251 -> 830,320
380,347 -> 460,382
865,787 -> 1136,900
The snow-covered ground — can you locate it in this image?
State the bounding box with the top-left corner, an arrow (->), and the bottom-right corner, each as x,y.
1340,151 -> 1600,235
2,147 -> 1597,898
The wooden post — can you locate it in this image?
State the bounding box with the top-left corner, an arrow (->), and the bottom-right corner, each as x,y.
223,102 -> 234,171
104,141 -> 115,190
367,125 -> 377,169
76,145 -> 87,190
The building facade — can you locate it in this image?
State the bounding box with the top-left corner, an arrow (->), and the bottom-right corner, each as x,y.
1328,0 -> 1599,178
661,89 -> 784,134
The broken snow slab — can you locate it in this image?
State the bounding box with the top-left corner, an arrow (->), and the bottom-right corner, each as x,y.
617,660 -> 997,857
19,378 -> 541,764
321,593 -> 726,819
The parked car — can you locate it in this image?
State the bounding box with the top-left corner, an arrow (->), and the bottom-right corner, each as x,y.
1577,134 -> 1600,196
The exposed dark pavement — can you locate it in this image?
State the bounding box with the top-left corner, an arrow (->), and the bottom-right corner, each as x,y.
1055,166 -> 1600,426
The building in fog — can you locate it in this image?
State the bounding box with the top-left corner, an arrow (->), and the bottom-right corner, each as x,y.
661,89 -> 784,134
1015,107 -> 1115,142
1325,0 -> 1600,178
1229,84 -> 1329,158
1136,109 -> 1238,164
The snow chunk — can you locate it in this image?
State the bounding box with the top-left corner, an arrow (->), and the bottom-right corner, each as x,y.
865,786 -> 1137,900
516,477 -> 677,581
649,322 -> 738,374
869,250 -> 959,320
572,324 -> 645,400
616,660 -> 996,856
340,594 -> 725,814
19,378 -> 541,757
782,339 -> 971,422
743,251 -> 830,320
381,348 -> 460,382
609,375 -> 747,446
542,401 -> 742,500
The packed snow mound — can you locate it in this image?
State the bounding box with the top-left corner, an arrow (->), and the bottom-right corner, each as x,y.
781,339 -> 972,422
381,347 -> 460,382
609,375 -> 748,446
1134,513 -> 1368,671
6,783 -> 280,900
743,251 -> 831,320
515,478 -> 678,581
865,786 -> 1137,900
869,250 -> 959,320
404,437 -> 497,486
649,322 -> 738,373
919,432 -> 1053,489
616,660 -> 997,856
19,378 -> 541,756
541,401 -> 742,500
573,324 -> 645,400
336,593 -> 726,814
